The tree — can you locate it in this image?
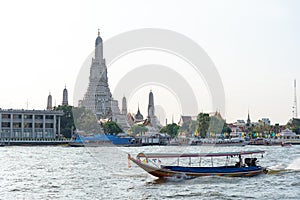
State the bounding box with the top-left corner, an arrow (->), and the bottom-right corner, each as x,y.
130,125 -> 148,135
252,120 -> 271,138
222,124 -> 232,134
160,123 -> 180,138
189,120 -> 198,136
178,120 -> 198,137
246,123 -> 253,135
53,105 -> 75,138
208,115 -> 225,135
72,107 -> 100,134
197,113 -> 210,138
102,121 -> 123,135
179,121 -> 190,133
287,118 -> 300,134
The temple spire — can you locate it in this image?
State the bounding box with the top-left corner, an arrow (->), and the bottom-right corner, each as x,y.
134,103 -> 144,121
148,90 -> 154,117
247,109 -> 251,126
47,92 -> 52,110
122,96 -> 127,115
62,86 -> 68,106
95,29 -> 103,60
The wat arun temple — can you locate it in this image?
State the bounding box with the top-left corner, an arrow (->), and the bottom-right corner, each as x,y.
80,30 -> 129,130
79,30 -> 161,132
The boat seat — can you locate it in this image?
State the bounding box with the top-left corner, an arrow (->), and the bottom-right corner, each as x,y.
252,158 -> 258,166
245,158 -> 257,167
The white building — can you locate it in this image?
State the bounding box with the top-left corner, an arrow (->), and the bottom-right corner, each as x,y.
0,109 -> 63,139
235,120 -> 246,127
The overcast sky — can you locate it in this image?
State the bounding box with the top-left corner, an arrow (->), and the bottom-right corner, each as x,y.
0,0 -> 299,125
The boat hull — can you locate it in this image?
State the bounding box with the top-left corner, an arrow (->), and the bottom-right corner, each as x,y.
129,155 -> 266,178
69,134 -> 140,147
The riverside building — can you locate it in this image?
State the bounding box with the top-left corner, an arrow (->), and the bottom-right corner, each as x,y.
0,109 -> 63,139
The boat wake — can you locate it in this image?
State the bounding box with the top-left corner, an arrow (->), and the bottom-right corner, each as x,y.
286,158 -> 300,171
164,173 -> 197,182
267,158 -> 300,174
165,173 -> 189,182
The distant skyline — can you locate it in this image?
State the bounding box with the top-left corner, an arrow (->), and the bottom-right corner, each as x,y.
0,0 -> 300,125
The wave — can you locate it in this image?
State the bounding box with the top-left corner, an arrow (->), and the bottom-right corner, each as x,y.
286,158 -> 300,171
268,163 -> 287,171
267,158 -> 300,173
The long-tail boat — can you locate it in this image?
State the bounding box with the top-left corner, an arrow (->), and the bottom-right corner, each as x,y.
128,150 -> 267,179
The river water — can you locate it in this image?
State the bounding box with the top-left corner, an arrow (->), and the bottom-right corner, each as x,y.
0,145 -> 299,200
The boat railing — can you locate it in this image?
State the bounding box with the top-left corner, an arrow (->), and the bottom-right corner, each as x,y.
130,151 -> 264,170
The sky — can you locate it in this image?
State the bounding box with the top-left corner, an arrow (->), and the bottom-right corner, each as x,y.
0,0 -> 299,125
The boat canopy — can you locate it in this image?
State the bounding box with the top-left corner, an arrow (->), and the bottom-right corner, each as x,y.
137,150 -> 265,158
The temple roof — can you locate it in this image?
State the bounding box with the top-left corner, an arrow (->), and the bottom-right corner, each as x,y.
135,107 -> 144,120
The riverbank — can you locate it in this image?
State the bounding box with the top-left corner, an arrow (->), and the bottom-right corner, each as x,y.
1,139 -> 70,146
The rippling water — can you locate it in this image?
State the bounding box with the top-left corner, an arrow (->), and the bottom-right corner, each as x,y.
0,145 -> 299,199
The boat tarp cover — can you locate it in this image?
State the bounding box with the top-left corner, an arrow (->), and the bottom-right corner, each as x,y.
137,150 -> 265,158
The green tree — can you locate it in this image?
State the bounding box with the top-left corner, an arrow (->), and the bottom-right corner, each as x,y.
102,121 -> 123,135
160,123 -> 180,138
54,105 -> 75,138
287,118 -> 300,134
246,123 -> 253,136
178,120 -> 198,137
130,125 -> 148,135
252,120 -> 271,138
197,113 -> 210,138
222,124 -> 232,134
208,115 -> 225,135
179,121 -> 190,133
72,107 -> 100,134
189,120 -> 198,136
